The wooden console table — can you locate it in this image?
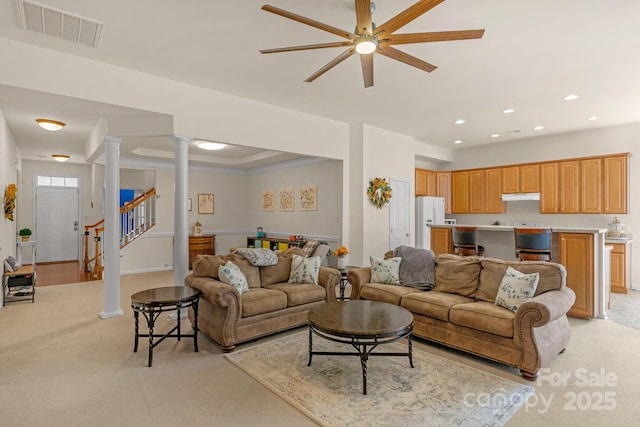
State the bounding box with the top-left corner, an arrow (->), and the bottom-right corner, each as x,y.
188,235 -> 215,268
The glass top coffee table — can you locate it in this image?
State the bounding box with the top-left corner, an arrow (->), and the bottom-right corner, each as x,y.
307,300 -> 414,395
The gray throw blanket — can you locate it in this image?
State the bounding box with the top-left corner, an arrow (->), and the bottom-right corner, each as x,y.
393,246 -> 435,291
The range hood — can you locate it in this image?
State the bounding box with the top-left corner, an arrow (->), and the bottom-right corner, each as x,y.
501,193 -> 541,202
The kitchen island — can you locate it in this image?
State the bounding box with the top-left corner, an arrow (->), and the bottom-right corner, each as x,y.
429,224 -> 607,319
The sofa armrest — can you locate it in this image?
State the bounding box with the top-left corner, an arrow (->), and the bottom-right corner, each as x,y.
185,274 -> 240,308
347,267 -> 372,300
318,267 -> 340,302
516,287 -> 576,327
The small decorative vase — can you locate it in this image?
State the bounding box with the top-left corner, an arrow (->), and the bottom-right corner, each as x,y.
337,255 -> 346,270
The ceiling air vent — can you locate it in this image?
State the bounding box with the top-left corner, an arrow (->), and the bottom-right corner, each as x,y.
16,0 -> 103,47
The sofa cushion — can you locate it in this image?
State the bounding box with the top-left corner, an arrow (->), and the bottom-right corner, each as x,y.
261,247 -> 304,286
477,257 -> 565,302
370,256 -> 401,285
241,288 -> 288,318
288,254 -> 321,284
433,254 -> 481,297
193,254 -> 262,288
218,261 -> 250,294
495,267 -> 539,312
360,283 -> 417,305
265,283 -> 326,307
449,301 -> 515,338
234,248 -> 278,266
401,291 -> 474,322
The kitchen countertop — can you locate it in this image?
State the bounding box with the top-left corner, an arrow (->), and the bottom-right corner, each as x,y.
429,224 -> 608,234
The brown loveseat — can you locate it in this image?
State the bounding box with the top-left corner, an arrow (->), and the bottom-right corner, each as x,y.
185,247 -> 340,352
348,253 -> 576,380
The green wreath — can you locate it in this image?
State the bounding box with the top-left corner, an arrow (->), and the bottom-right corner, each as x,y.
367,177 -> 392,209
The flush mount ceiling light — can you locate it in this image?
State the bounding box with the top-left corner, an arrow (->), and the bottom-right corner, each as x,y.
454,119 -> 465,125
36,119 -> 65,131
51,154 -> 70,162
354,36 -> 377,54
196,141 -> 225,151
563,94 -> 579,101
501,108 -> 515,114
454,140 -> 463,144
533,125 -> 545,130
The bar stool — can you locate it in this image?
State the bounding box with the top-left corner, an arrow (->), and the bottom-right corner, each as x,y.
514,228 -> 552,261
452,226 -> 485,256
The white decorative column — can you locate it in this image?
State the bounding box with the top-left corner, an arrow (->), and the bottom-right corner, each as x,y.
173,136 -> 190,287
100,136 -> 124,319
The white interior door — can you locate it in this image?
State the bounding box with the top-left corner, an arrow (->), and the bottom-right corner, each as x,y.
389,178 -> 411,250
36,187 -> 80,263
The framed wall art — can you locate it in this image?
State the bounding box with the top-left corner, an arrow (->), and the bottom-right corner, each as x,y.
198,193 -> 214,214
298,185 -> 317,211
279,188 -> 294,212
262,190 -> 275,211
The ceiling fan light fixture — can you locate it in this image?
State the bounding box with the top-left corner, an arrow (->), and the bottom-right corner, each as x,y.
355,37 -> 377,54
52,154 -> 70,162
36,118 -> 65,131
197,141 -> 225,151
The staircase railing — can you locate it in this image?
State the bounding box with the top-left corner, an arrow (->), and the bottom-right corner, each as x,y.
84,188 -> 156,279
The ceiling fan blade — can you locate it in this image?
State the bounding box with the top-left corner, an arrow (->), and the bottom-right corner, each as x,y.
355,0 -> 373,36
304,48 -> 356,82
262,4 -> 355,39
360,53 -> 374,88
260,41 -> 353,54
379,29 -> 485,46
376,46 -> 437,73
375,0 -> 444,37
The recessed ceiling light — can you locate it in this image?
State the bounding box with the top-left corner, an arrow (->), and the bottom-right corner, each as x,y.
491,134 -> 500,138
196,141 -> 225,150
501,108 -> 515,114
36,118 -> 65,131
51,154 -> 70,162
454,140 -> 463,144
587,116 -> 598,121
563,94 -> 579,101
533,126 -> 545,130
454,119 -> 465,125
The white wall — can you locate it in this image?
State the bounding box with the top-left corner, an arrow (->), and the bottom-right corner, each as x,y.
0,110 -> 20,275
444,123 -> 640,286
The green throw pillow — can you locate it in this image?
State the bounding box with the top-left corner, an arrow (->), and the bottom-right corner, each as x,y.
288,254 -> 321,284
370,255 -> 402,285
495,266 -> 539,312
218,261 -> 249,294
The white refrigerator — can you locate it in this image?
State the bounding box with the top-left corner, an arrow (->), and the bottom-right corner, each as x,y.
415,196 -> 445,250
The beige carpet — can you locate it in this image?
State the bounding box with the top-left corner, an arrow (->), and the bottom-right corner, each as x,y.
1,271 -> 639,426
226,332 -> 534,426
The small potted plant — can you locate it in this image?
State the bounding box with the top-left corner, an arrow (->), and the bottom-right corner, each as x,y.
19,228 -> 32,242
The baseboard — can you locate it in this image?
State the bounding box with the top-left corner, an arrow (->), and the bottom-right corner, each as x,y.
120,266 -> 173,276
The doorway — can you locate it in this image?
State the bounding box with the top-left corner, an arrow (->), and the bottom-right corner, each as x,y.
389,178 -> 411,250
35,186 -> 80,263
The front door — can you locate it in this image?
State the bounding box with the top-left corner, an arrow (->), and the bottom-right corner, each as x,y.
389,178 -> 411,250
36,187 -> 80,262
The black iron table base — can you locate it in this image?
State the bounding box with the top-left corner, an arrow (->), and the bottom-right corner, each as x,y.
131,287 -> 200,367
307,325 -> 414,395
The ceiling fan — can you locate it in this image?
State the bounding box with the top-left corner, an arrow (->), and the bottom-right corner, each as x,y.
259,0 -> 485,88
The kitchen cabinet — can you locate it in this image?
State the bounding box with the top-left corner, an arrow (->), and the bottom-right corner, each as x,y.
415,168 -> 427,196
558,160 -> 580,214
580,158 -> 602,213
609,242 -> 632,293
603,155 -> 628,214
502,164 -> 539,194
484,168 -> 503,213
451,171 -> 469,213
189,235 -> 215,268
430,227 -> 452,256
468,169 -> 484,213
539,162 -> 558,213
436,171 -> 451,213
559,232 -> 595,318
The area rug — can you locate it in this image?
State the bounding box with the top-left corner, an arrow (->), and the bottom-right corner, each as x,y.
225,332 -> 534,427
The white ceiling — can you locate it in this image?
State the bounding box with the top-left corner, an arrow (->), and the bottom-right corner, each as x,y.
1,0 -> 639,168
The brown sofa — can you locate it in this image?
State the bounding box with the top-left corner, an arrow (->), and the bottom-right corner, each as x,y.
185,247 -> 340,352
347,253 -> 576,380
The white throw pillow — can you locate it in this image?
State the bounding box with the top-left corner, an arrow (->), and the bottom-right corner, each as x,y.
288,254 -> 321,284
370,255 -> 402,285
218,261 -> 249,294
495,266 -> 539,312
